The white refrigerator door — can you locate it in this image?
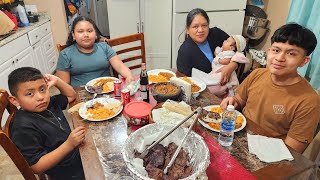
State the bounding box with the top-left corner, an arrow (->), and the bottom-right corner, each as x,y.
172,11 -> 245,68
174,0 -> 246,12
107,0 -> 140,38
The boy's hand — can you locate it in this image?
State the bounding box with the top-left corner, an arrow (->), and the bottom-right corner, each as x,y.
220,96 -> 236,110
44,74 -> 60,88
66,126 -> 86,148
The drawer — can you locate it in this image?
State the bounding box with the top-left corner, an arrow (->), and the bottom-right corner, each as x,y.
28,26 -> 43,45
47,51 -> 58,73
42,33 -> 55,55
41,22 -> 52,36
0,34 -> 30,64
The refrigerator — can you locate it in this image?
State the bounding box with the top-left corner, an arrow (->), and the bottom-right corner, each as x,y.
66,0 -> 110,37
171,0 -> 247,68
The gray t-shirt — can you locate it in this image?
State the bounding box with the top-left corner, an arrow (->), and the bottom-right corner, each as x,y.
56,42 -> 116,87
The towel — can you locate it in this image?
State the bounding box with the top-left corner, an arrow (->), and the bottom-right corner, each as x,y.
247,134 -> 294,163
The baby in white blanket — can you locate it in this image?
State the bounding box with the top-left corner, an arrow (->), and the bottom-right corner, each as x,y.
192,35 -> 249,96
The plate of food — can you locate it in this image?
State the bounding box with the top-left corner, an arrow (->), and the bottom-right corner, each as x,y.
198,105 -> 246,133
147,69 -> 176,84
180,77 -> 206,95
85,77 -> 119,94
78,97 -> 123,121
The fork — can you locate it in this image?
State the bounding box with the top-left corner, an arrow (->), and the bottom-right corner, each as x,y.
87,93 -> 98,108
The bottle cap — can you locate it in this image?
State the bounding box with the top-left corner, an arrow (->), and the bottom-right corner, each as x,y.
227,105 -> 235,111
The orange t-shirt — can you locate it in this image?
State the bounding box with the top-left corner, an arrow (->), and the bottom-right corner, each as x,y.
237,68 -> 320,143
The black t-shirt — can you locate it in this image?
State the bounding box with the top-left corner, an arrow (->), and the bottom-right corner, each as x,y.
177,27 -> 229,76
10,94 -> 84,179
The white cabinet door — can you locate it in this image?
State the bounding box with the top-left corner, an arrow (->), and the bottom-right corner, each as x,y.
33,42 -> 48,74
13,47 -> 35,69
107,0 -> 172,70
0,58 -> 15,93
143,0 -> 172,70
107,0 -> 140,38
0,59 -> 15,129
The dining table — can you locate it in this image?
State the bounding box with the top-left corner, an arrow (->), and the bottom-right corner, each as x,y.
69,70 -> 318,180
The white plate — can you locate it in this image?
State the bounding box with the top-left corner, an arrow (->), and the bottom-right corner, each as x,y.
198,105 -> 247,133
78,97 -> 123,121
180,77 -> 206,94
85,77 -> 119,94
147,69 -> 176,84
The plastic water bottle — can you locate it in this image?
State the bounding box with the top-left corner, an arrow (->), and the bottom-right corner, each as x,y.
218,105 -> 237,146
16,4 -> 29,27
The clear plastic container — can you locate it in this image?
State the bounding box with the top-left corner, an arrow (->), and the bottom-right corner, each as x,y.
16,4 -> 29,27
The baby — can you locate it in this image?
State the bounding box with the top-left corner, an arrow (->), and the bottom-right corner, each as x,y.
192,35 -> 249,96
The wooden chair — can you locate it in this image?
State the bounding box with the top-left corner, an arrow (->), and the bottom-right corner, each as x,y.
0,89 -> 51,180
0,130 -> 38,180
0,89 -> 17,137
106,33 -> 146,77
0,89 -> 39,179
56,44 -> 68,52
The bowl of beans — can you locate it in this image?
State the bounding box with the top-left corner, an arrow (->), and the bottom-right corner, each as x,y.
151,82 -> 182,103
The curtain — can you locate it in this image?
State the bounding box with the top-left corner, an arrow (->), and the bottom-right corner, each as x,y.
287,0 -> 320,90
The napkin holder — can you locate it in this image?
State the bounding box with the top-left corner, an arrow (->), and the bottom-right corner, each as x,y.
170,77 -> 192,103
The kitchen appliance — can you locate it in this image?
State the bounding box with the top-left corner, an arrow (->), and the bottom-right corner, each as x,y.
27,12 -> 39,23
172,0 -> 247,68
65,0 -> 109,36
242,5 -> 269,47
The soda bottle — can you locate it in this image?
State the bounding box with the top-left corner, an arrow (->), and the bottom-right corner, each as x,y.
218,105 -> 237,146
140,63 -> 149,103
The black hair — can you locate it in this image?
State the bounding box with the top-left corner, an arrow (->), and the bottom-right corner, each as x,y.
271,23 -> 317,56
186,8 -> 210,28
66,16 -> 104,46
179,8 -> 210,41
8,67 -> 44,96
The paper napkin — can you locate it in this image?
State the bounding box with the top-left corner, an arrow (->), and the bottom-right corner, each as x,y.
247,133 -> 294,163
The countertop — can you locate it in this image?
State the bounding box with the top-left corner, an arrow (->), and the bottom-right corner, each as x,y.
0,12 -> 50,47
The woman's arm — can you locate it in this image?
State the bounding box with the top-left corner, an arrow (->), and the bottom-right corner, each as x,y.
109,55 -> 134,83
215,61 -> 238,85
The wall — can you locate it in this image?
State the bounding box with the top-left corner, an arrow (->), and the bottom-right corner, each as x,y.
256,0 -> 292,51
24,0 -> 69,45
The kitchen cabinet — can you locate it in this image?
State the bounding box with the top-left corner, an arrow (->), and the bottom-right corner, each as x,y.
107,0 -> 172,71
0,20 -> 57,128
28,22 -> 57,74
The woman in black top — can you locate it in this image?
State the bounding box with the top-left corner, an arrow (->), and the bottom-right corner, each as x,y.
177,8 -> 238,85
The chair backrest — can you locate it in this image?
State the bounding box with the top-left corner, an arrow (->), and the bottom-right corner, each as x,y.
106,33 -> 146,77
0,130 -> 37,180
0,89 -> 17,136
56,44 -> 68,52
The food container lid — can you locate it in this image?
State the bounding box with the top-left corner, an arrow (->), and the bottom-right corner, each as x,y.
124,101 -> 152,118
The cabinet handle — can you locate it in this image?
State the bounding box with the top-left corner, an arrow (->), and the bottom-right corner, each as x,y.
16,59 -> 19,62
35,35 -> 38,38
137,22 -> 140,33
12,61 -> 15,64
141,22 -> 144,32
